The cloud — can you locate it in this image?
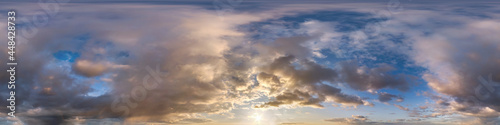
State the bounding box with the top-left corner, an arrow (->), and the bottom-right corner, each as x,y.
419,106 -> 428,110
329,2 -> 500,120
255,56 -> 368,108
0,3 -> 267,124
377,92 -> 404,102
336,61 -> 412,92
177,118 -> 213,123
72,60 -> 108,77
408,14 -> 500,117
0,2 -> 414,124
393,104 -> 409,111
324,115 -> 369,124
72,60 -> 130,77
0,3 -> 395,124
1,1 -> 498,124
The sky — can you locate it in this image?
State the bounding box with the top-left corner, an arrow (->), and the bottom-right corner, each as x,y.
0,0 -> 499,125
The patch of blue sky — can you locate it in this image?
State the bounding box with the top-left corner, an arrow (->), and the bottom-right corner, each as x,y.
240,10 -> 387,42
239,20 -> 300,43
53,50 -> 80,62
39,59 -> 87,92
0,117 -> 20,125
314,101 -> 404,122
318,67 -> 428,122
56,33 -> 130,63
44,57 -> 73,74
65,33 -> 92,51
366,103 -> 410,121
117,51 -> 130,58
277,11 -> 386,32
51,49 -> 112,97
443,3 -> 499,18
299,82 -> 408,121
51,34 -> 91,62
74,33 -> 91,41
87,79 -> 111,97
312,49 -> 347,68
241,10 -> 402,66
68,73 -> 111,97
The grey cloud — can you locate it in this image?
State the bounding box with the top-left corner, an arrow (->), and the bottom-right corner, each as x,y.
253,33 -> 412,108
324,115 -> 368,123
255,90 -> 325,108
352,115 -> 367,119
421,113 -> 445,118
4,1 -> 496,124
256,56 -> 367,108
393,104 -> 409,111
316,84 -> 366,106
337,61 -> 412,92
377,92 -> 404,102
1,3 -> 390,124
177,118 -> 213,123
0,3 -> 261,124
409,14 -> 500,117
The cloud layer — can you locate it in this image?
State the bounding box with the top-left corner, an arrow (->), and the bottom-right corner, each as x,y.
0,1 -> 499,124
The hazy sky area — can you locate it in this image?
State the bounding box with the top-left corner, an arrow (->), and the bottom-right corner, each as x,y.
0,0 -> 499,125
